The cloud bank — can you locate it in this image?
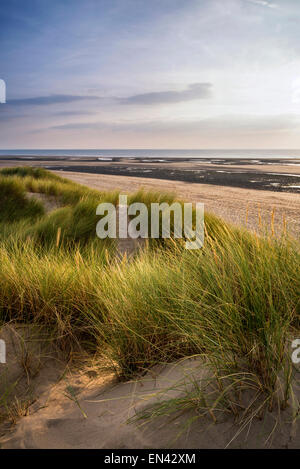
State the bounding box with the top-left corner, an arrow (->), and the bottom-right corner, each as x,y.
7,83 -> 212,108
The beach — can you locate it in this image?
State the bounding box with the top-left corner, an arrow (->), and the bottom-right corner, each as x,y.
56,170 -> 300,238
0,155 -> 299,236
0,156 -> 300,194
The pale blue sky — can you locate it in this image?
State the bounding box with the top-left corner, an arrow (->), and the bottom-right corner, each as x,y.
1,0 -> 300,148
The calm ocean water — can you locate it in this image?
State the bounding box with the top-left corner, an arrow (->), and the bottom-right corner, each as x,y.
0,149 -> 300,159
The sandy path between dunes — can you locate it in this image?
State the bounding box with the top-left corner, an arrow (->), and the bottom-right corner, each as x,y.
54,170 -> 300,237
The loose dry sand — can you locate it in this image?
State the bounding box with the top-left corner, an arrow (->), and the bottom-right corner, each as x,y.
26,192 -> 61,214
0,325 -> 66,432
1,357 -> 300,449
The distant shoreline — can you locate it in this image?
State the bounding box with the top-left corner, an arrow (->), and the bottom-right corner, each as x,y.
0,155 -> 300,165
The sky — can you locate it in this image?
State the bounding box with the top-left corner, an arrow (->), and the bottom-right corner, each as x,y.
1,0 -> 300,149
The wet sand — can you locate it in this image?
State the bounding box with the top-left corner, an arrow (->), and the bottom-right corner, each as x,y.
1,156 -> 300,193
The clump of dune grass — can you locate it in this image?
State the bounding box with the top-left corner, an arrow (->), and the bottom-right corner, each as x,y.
0,176 -> 44,222
0,167 -> 299,432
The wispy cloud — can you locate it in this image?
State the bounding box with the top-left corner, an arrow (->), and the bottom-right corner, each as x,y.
0,110 -> 28,121
121,83 -> 212,105
8,94 -> 101,106
245,0 -> 278,9
52,110 -> 96,117
7,84 -> 212,109
47,114 -> 297,134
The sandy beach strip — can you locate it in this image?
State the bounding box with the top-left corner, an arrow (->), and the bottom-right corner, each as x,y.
0,157 -> 299,235
53,170 -> 300,238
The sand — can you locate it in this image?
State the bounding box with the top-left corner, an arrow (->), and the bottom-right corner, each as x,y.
1,357 -> 300,449
26,192 -> 61,214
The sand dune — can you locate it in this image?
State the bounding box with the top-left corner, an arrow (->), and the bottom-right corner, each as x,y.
1,168 -> 299,449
